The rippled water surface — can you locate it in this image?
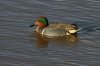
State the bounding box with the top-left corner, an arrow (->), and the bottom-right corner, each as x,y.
0,0 -> 100,66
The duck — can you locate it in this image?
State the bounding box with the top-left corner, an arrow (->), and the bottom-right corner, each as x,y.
30,16 -> 78,37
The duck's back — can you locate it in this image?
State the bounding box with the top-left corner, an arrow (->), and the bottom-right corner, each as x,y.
47,23 -> 66,28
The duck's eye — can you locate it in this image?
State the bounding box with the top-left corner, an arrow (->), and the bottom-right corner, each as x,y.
38,20 -> 42,22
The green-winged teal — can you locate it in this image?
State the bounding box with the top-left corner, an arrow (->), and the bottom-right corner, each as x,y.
30,16 -> 78,37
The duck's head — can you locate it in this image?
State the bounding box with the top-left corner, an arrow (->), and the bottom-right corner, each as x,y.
30,16 -> 49,28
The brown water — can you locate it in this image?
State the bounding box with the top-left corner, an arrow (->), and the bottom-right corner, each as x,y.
0,0 -> 100,66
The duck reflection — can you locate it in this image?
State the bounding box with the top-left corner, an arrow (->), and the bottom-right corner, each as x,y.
66,33 -> 79,46
32,31 -> 78,48
66,33 -> 78,43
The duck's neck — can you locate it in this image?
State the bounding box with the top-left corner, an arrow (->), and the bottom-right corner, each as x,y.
36,27 -> 45,34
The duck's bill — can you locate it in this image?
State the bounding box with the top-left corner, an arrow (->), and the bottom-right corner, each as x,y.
29,24 -> 35,27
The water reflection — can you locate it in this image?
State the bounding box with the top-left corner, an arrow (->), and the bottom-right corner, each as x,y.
31,31 -> 79,48
35,32 -> 49,48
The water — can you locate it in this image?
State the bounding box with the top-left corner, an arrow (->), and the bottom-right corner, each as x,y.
0,0 -> 100,66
